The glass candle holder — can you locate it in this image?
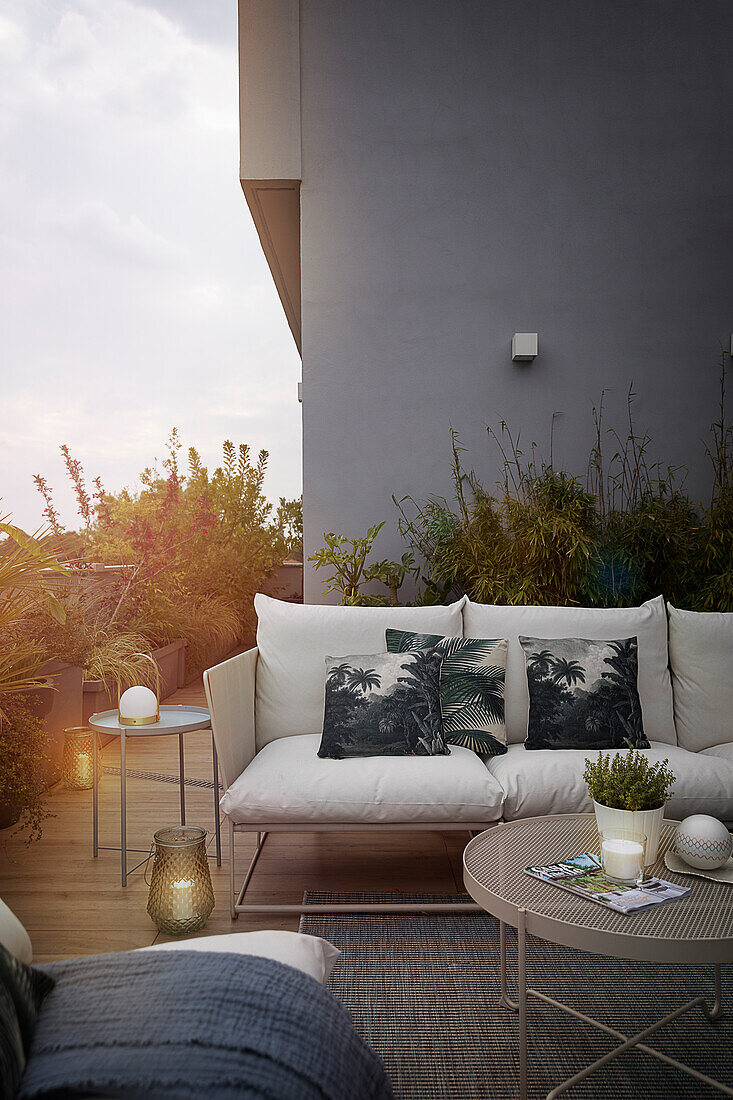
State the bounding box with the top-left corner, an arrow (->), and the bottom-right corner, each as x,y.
146,825 -> 214,935
600,830 -> 646,885
61,727 -> 96,790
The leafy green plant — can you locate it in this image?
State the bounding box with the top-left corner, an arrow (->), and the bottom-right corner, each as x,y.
0,516 -> 68,719
583,749 -> 675,811
0,695 -> 53,843
309,522 -> 417,605
396,358 -> 732,611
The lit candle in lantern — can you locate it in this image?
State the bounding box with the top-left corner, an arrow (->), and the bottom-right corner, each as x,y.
171,878 -> 194,921
601,837 -> 644,883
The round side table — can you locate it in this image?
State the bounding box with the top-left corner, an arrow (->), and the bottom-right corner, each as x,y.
88,705 -> 221,887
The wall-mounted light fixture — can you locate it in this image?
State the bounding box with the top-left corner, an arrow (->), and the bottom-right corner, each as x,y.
512,333 -> 538,362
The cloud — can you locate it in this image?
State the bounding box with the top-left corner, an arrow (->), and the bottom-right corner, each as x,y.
44,199 -> 187,268
1,0 -> 301,532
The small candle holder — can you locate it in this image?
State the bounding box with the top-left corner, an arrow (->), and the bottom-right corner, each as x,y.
599,830 -> 647,886
61,727 -> 96,790
146,825 -> 214,935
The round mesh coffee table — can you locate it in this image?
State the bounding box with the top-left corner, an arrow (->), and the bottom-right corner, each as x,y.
463,814 -> 733,1100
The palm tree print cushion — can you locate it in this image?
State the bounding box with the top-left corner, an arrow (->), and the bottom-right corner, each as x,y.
519,636 -> 649,750
318,649 -> 448,759
385,629 -> 508,756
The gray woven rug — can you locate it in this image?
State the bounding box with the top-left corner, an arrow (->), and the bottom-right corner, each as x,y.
299,892 -> 733,1099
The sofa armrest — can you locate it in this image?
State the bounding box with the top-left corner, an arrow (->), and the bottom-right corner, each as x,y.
203,647 -> 258,793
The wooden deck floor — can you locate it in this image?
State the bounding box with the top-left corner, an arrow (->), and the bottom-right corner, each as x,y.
0,678 -> 469,963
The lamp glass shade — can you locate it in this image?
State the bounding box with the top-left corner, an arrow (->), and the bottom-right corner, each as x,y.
146,826 -> 214,935
118,684 -> 159,725
61,727 -> 96,790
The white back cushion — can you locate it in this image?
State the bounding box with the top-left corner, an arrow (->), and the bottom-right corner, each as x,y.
254,594 -> 465,747
0,897 -> 32,963
668,605 -> 733,752
463,595 -> 676,745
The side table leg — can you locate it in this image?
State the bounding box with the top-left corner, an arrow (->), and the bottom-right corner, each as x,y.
212,737 -> 221,867
178,734 -> 186,825
518,907 -> 528,1100
92,729 -> 99,858
120,730 -> 127,887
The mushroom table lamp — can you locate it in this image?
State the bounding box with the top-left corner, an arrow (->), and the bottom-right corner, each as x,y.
117,654 -> 160,726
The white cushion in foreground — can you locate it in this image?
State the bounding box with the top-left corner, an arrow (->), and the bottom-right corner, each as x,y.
0,897 -> 32,964
221,733 -> 504,824
140,930 -> 340,984
488,743 -> 733,821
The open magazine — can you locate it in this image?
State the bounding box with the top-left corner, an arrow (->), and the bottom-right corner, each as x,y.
525,852 -> 690,915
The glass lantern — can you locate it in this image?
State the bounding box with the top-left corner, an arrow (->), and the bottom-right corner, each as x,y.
146,826 -> 214,935
61,727 -> 96,790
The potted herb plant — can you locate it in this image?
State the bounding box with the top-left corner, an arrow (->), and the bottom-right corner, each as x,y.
583,749 -> 675,862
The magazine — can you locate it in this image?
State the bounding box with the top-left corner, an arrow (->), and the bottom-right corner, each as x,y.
525,852 -> 690,914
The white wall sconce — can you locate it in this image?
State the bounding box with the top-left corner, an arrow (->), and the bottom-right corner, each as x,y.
512,333 -> 538,362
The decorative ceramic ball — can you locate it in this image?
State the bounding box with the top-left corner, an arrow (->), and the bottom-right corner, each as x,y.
674,815 -> 733,870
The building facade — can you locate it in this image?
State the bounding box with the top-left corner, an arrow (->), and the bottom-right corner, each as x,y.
239,0 -> 733,601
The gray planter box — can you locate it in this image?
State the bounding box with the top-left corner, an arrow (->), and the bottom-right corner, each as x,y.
36,660 -> 84,788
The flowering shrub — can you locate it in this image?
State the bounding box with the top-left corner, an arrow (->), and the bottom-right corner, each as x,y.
34,430 -> 299,675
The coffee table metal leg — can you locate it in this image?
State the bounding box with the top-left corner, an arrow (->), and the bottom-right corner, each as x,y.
517,908 -> 528,1100
178,734 -> 186,825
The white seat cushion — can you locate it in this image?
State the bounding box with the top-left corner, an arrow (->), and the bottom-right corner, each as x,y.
488,742 -> 733,821
464,595 -> 676,745
139,930 -> 340,984
221,733 -> 504,824
668,605 -> 733,752
700,742 -> 733,763
253,593 -> 465,749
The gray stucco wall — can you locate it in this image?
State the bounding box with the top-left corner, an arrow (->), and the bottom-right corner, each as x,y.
299,0 -> 733,602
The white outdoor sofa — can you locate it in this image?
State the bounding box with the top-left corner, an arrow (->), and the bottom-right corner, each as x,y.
203,593 -> 733,917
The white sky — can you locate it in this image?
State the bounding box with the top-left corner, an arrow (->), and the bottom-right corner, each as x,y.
0,0 -> 302,532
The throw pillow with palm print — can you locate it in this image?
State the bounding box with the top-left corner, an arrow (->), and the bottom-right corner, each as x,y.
519,636 -> 648,750
318,648 -> 448,759
385,629 -> 508,756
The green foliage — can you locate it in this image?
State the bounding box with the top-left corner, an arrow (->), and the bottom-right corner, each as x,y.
583,749 -> 675,811
34,431 -> 295,676
397,361 -> 733,611
0,696 -> 53,843
309,522 -> 418,605
0,515 -> 68,720
275,497 -> 303,561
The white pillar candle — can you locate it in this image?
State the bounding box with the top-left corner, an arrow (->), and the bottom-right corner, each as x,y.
601,838 -> 644,882
76,752 -> 93,787
171,878 -> 194,921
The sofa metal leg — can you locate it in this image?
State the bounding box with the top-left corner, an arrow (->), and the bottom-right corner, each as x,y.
229,824 -> 485,915
229,819 -> 238,920
233,830 -> 269,914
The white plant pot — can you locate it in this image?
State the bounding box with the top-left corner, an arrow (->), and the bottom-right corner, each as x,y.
592,800 -> 665,864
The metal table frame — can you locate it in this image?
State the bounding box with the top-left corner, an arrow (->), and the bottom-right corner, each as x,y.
464,814 -> 733,1100
89,705 -> 222,887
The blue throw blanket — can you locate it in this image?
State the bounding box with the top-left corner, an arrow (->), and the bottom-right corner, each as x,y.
19,950 -> 394,1100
